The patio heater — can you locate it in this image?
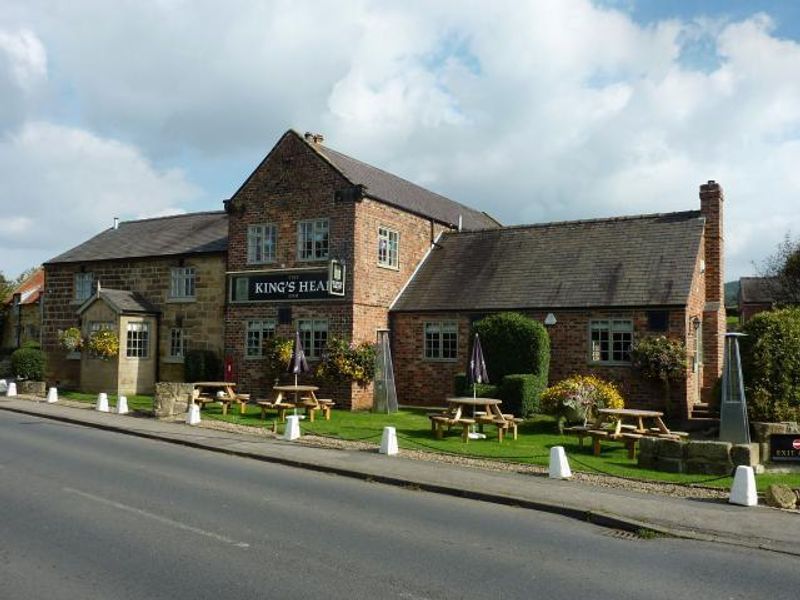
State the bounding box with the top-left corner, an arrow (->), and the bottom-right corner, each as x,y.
718,332 -> 751,444
373,329 -> 398,414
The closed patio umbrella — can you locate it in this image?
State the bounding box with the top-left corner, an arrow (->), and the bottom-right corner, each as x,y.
287,331 -> 310,386
469,333 -> 489,398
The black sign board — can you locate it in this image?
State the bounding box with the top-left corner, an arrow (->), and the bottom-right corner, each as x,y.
769,434 -> 800,462
230,264 -> 346,303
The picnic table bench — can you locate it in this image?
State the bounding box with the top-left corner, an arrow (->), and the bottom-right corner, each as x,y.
564,408 -> 688,458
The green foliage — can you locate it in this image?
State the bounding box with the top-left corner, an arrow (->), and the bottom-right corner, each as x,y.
184,349 -> 222,382
540,375 -> 625,433
453,372 -> 499,398
499,373 -> 545,417
11,345 -> 46,380
315,337 -> 376,386
740,307 -> 800,422
473,312 -> 550,383
631,336 -> 687,382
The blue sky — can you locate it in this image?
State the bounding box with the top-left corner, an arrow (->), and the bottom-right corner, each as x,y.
2,0 -> 800,282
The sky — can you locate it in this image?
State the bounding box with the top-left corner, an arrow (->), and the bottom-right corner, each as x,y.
2,0 -> 800,282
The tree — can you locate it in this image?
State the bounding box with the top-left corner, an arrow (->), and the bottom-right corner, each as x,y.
761,234 -> 800,306
0,271 -> 14,301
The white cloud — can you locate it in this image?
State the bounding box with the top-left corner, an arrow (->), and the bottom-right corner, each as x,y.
0,121 -> 198,273
1,0 -> 800,280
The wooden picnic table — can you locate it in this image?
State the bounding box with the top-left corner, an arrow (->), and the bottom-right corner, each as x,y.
429,397 -> 522,443
190,381 -> 248,416
256,384 -> 333,422
565,407 -> 688,458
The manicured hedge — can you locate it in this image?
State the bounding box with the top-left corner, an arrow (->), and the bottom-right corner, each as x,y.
11,342 -> 46,380
473,312 -> 550,383
499,373 -> 545,417
184,350 -> 222,382
740,307 -> 800,422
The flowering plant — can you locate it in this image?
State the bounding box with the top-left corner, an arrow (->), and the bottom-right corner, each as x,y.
86,329 -> 119,359
315,337 -> 376,386
58,327 -> 84,352
631,335 -> 686,413
540,375 -> 624,433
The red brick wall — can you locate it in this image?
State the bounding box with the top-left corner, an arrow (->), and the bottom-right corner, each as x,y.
224,132 -> 450,408
700,180 -> 726,396
392,307 -> 694,416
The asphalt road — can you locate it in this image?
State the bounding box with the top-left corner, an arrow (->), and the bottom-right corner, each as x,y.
1,411 -> 798,600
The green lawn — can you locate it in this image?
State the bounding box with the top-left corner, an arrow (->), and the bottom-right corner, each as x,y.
60,391 -> 154,414
201,405 -> 800,492
57,392 -> 800,492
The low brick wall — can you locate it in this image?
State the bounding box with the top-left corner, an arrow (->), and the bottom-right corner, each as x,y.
154,382 -> 194,419
638,437 -> 760,475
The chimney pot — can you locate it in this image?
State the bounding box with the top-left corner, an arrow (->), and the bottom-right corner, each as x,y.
113,217 -> 119,230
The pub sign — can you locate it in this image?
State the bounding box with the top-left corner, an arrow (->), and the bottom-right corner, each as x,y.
230,262 -> 346,303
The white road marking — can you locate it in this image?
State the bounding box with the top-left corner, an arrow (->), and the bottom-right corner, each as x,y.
63,487 -> 249,548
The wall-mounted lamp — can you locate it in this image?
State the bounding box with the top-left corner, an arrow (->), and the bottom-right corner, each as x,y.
544,313 -> 557,326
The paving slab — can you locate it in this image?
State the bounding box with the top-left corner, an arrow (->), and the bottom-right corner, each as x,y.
1,396 -> 797,556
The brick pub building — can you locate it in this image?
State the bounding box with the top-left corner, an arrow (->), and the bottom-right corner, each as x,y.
42,130 -> 724,417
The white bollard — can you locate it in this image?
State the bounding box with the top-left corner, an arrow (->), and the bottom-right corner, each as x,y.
549,446 -> 572,479
96,392 -> 109,412
7,382 -> 17,397
729,465 -> 758,506
186,403 -> 201,425
284,415 -> 301,441
116,395 -> 129,415
379,426 -> 399,455
47,387 -> 58,403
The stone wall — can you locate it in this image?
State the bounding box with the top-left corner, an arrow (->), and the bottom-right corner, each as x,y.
153,381 -> 194,418
43,252 -> 226,389
637,437 -> 760,475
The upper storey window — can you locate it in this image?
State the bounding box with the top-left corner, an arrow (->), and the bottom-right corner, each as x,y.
298,219 -> 329,261
74,272 -> 93,302
378,227 -> 399,269
247,223 -> 277,264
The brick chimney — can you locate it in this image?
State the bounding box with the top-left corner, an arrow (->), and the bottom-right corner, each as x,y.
699,180 -> 726,400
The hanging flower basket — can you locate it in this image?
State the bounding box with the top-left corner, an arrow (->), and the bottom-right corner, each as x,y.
87,329 -> 120,360
58,327 -> 84,353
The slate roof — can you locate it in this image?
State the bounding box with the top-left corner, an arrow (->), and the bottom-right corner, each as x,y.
306,135 -> 499,230
46,212 -> 228,264
739,277 -> 780,305
392,210 -> 705,312
78,288 -> 160,315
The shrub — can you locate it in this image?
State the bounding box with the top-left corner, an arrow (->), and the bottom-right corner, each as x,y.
630,335 -> 686,413
86,329 -> 119,359
184,350 -> 222,382
540,375 -> 624,433
740,307 -> 800,422
473,312 -> 550,383
499,373 -> 546,417
316,337 -> 376,386
454,372 -> 499,398
11,345 -> 46,380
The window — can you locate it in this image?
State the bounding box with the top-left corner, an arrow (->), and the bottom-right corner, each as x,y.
245,319 -> 276,358
169,328 -> 185,359
297,319 -> 328,359
126,322 -> 149,358
298,219 -> 329,260
378,227 -> 399,268
590,319 -> 633,363
74,272 -> 93,302
247,223 -> 277,264
424,321 -> 458,360
647,310 -> 669,332
170,267 -> 196,299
